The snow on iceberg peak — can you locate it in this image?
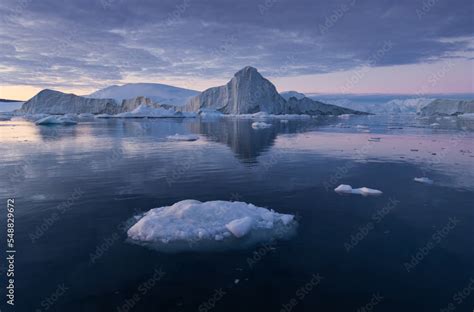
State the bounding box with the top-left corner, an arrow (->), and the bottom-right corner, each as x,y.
126,200 -> 297,252
334,184 -> 383,196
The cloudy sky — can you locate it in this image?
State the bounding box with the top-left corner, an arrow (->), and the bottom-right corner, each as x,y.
0,0 -> 473,100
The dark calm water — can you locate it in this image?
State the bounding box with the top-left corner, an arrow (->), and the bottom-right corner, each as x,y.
0,115 -> 473,312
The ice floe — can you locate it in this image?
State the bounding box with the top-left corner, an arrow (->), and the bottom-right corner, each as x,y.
414,177 -> 434,184
166,134 -> 199,141
334,184 -> 383,196
35,115 -> 78,125
459,113 -> 474,120
251,121 -> 272,129
126,200 -> 296,252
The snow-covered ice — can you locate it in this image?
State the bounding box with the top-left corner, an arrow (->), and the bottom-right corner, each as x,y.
35,115 -> 78,125
251,121 -> 272,129
334,184 -> 383,196
166,134 -> 199,142
414,177 -> 434,184
225,217 -> 254,238
126,200 -> 296,251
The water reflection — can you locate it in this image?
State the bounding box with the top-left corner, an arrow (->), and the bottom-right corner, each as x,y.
187,117 -> 334,162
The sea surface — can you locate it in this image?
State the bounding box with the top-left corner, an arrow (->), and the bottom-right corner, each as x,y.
0,114 -> 473,312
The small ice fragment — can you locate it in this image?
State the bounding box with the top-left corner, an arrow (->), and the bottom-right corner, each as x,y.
334,184 -> 353,194
226,217 -> 254,238
280,119 -> 289,123
334,184 -> 382,196
234,279 -> 240,284
368,137 -> 381,142
352,187 -> 383,196
430,123 -> 440,127
414,177 -> 434,184
166,134 -> 199,141
251,121 -> 272,129
356,125 -> 369,129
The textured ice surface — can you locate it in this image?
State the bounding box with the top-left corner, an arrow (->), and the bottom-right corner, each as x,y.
127,200 -> 296,252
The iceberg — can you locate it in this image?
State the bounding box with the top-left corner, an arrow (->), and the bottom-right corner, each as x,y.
21,89 -> 120,114
35,115 -> 78,125
166,134 -> 199,142
414,177 -> 434,184
182,66 -> 367,116
334,184 -> 383,196
420,99 -> 474,116
127,200 -> 296,251
251,121 -> 272,129
88,83 -> 199,106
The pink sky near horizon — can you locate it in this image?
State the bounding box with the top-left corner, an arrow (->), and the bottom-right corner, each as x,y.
1,58 -> 473,101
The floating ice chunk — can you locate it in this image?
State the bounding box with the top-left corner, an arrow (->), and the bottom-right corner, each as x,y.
430,123 -> 440,127
459,113 -> 474,120
334,184 -> 353,194
35,115 -> 77,125
226,217 -> 254,238
334,184 -> 382,196
127,200 -> 296,252
356,125 -> 369,129
280,119 -> 289,123
166,134 -> 199,141
414,177 -> 434,184
368,137 -> 381,142
352,187 -> 383,196
251,121 -> 272,129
